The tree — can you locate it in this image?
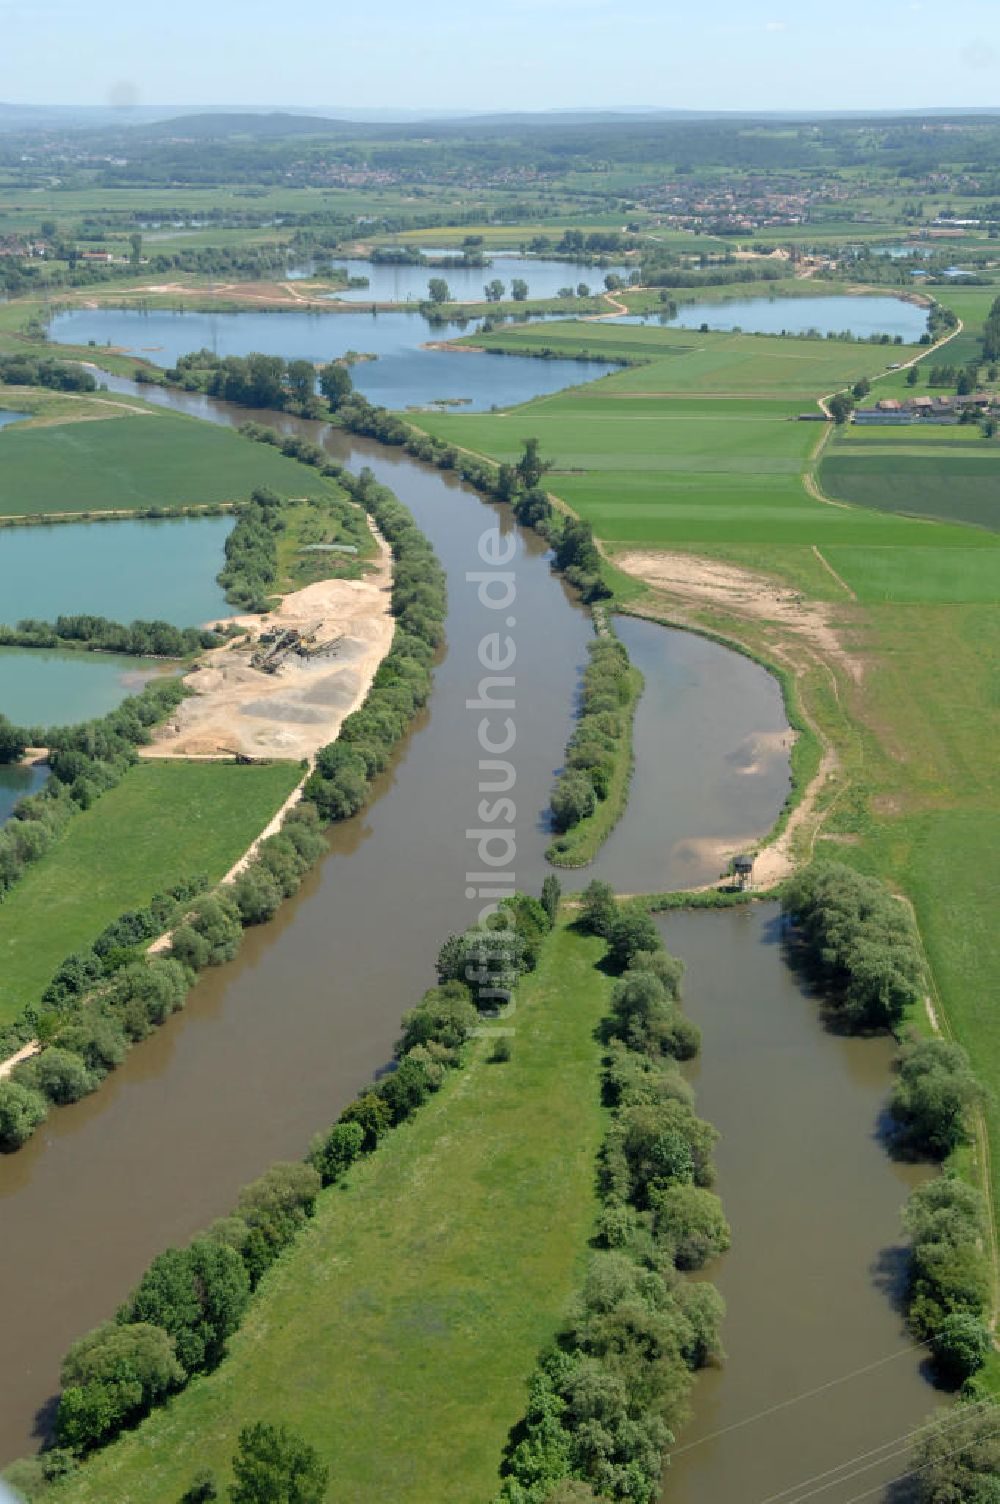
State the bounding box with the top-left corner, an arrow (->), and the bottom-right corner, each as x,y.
911,1401 -> 1000,1502
851,377 -> 870,400
930,1311 -> 992,1383
957,369 -> 973,396
516,436 -> 551,491
607,905 -> 661,972
604,273 -> 624,292
129,232 -> 143,264
889,1038 -> 980,1157
577,282 -> 591,299
541,874 -> 561,927
828,392 -> 854,425
0,1079 -> 48,1149
579,880 -> 617,938
0,713 -> 26,763
511,278 -> 529,302
484,278 -> 506,302
427,277 -> 451,304
285,359 -> 316,406
229,1422 -> 328,1504
318,362 -> 352,411
906,364 -> 920,386
550,771 -> 596,831
56,1322 -> 183,1451
120,1239 -> 250,1375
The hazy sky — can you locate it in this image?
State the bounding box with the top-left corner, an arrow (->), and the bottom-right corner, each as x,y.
4,0 -> 999,112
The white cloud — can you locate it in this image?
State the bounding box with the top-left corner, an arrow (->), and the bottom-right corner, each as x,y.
764,20 -> 788,32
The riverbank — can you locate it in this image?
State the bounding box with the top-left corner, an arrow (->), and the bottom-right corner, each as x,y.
11,920 -> 615,1504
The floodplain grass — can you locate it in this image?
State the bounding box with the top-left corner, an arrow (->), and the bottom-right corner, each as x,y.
414,308 -> 1000,1278
821,449 -> 1000,532
0,410 -> 335,516
458,319 -> 919,396
0,760 -> 301,1022
43,921 -> 611,1504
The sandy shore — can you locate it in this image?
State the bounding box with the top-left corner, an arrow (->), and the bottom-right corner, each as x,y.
143,536 -> 394,762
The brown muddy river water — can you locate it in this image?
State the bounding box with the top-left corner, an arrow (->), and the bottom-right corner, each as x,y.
0,379 -> 937,1498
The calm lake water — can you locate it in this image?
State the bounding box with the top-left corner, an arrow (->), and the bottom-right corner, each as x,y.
0,648 -> 166,728
613,292 -> 928,341
0,516 -> 235,627
0,762 -> 47,825
290,253 -> 631,305
0,409 -> 26,432
49,308 -> 617,411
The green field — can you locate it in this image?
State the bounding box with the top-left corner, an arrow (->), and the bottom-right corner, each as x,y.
417,382 -> 1000,598
0,760 -> 301,1021
464,320 -> 916,398
412,305 -> 1000,1264
44,922 -> 611,1504
0,408 -> 331,517
821,448 -> 1000,532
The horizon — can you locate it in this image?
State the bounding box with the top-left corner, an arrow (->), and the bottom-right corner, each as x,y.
3,0 -> 999,114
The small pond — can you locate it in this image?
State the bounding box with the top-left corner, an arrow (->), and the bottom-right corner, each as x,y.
289,252 -> 631,306
610,292 -> 928,341
0,647 -> 169,728
48,308 -> 617,412
0,515 -> 236,628
0,409 -> 26,432
0,762 -> 48,824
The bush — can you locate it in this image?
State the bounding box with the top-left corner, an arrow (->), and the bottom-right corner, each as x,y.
930,1311 -> 993,1384
903,1176 -> 992,1343
23,1046 -> 97,1105
229,1421 -> 328,1504
0,1078 -> 49,1149
56,1322 -> 184,1452
782,862 -> 925,1030
911,1401 -> 1000,1501
890,1037 -> 981,1158
119,1238 -> 250,1375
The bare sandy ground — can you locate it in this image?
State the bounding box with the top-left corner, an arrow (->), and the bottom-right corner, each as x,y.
143,538 -> 394,762
613,548 -> 860,887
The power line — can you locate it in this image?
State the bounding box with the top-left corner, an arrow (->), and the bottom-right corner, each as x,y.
838,1421 -> 1000,1504
670,1339 -> 930,1456
753,1402 -> 988,1504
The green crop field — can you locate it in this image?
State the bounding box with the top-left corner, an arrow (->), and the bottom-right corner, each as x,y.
45,922 -> 611,1504
821,448 -> 1000,532
0,760 -> 301,1021
0,409 -> 331,516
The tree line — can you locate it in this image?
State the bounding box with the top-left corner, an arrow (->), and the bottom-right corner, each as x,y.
496,883 -> 726,1504
547,635 -> 641,866
163,348 -> 353,419
0,352 -> 97,392
0,614 -> 221,659
783,862 -> 993,1387
12,884 -> 560,1484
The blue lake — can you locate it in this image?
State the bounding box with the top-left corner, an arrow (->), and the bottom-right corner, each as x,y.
0,648 -> 170,729
289,252 -> 631,306
610,293 -> 928,341
49,307 -> 617,411
0,409 -> 26,432
0,761 -> 48,825
0,515 -> 235,628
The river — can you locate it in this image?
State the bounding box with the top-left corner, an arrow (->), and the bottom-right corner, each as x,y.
0,376 -> 937,1498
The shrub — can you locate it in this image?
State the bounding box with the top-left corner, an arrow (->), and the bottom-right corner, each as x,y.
890,1038 -> 981,1158
118,1238 -> 250,1375
0,1079 -> 49,1149
930,1311 -> 993,1384
229,1421 -> 328,1504
56,1322 -> 183,1452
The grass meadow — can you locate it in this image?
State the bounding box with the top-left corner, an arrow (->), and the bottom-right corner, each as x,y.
0,760 -> 301,1021
43,923 -> 611,1504
0,409 -> 331,516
